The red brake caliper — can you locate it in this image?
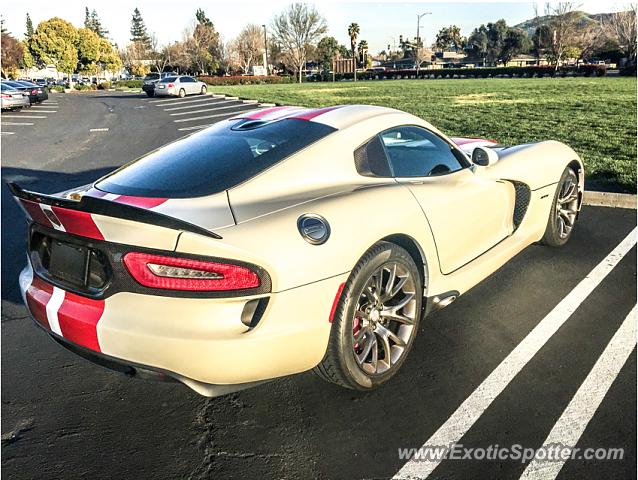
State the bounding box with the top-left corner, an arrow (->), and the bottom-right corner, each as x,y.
353,316 -> 362,352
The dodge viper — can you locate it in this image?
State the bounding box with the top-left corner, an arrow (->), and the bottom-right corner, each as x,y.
11,105 -> 584,396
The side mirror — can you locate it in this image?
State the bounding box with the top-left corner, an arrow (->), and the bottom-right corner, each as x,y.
472,146 -> 499,167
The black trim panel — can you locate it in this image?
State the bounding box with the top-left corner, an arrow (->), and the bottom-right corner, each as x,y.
8,182 -> 221,240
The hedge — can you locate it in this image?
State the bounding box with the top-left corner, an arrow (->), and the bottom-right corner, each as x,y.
114,80 -> 143,88
199,75 -> 294,86
307,64 -> 607,82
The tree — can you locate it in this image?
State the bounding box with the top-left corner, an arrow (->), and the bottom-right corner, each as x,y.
532,24 -> 552,63
347,22 -> 359,80
130,8 -> 151,49
545,2 -> 580,67
358,39 -> 369,66
77,27 -> 102,73
185,20 -> 221,74
271,3 -> 327,83
501,28 -> 531,64
30,18 -> 79,77
230,24 -> 264,74
195,8 -> 213,27
434,25 -> 462,52
121,40 -> 149,76
97,38 -> 122,74
84,7 -> 91,29
604,5 -> 637,68
467,25 -> 488,64
21,41 -> 34,69
87,9 -> 108,38
485,20 -> 509,65
25,13 -> 34,39
317,36 -> 344,70
1,32 -> 24,77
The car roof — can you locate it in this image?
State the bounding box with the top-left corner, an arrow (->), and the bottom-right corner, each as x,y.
230,104 -> 408,130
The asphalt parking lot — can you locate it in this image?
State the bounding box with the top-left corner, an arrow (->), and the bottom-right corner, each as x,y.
1,91 -> 636,479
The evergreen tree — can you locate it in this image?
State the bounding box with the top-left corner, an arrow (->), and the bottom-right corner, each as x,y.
84,7 -> 91,28
25,13 -> 34,39
130,8 -> 151,48
196,8 -> 213,27
89,9 -> 108,38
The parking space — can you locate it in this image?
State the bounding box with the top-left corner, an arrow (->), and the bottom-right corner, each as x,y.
148,93 -> 261,131
1,99 -> 60,136
1,90 -> 635,480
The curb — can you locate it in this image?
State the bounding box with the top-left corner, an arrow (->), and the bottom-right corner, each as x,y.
583,191 -> 636,209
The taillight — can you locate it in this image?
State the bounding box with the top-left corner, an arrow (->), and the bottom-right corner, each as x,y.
167,83 -> 174,88
123,252 -> 260,291
31,89 -> 38,94
1,94 -> 9,99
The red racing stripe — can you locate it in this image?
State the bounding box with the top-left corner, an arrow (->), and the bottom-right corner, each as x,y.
113,195 -> 167,209
243,106 -> 293,120
57,291 -> 105,352
20,199 -> 53,228
50,206 -> 105,240
290,106 -> 342,121
26,276 -> 54,329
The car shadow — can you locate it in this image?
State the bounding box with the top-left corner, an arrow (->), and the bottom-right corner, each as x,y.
1,166 -> 117,304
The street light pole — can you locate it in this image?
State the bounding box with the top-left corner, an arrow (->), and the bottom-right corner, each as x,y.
262,24 -> 269,76
415,12 -> 432,77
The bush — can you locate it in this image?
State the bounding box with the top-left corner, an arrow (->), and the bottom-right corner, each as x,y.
309,64 -> 607,82
114,80 -> 143,88
50,85 -> 65,92
74,83 -> 97,91
198,75 -> 294,86
97,81 -> 112,90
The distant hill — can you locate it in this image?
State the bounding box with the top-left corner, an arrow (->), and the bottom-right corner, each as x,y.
513,11 -> 614,36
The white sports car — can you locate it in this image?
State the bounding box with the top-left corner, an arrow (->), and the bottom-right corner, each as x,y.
12,105 -> 584,396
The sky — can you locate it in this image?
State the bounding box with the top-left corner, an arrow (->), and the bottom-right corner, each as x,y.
1,0 -> 621,54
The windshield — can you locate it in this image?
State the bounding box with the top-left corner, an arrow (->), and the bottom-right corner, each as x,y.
96,119 -> 337,198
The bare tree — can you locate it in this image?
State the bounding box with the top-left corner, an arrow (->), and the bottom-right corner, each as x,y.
271,3 -> 327,83
604,5 -> 637,67
230,24 -> 264,74
545,2 -> 581,68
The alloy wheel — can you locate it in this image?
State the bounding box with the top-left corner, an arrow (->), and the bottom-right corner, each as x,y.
555,173 -> 578,239
351,262 -> 418,375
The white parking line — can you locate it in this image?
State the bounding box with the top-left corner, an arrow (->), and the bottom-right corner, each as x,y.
173,107 -> 256,123
1,115 -> 47,119
393,227 -> 637,480
1,132 -> 15,135
1,122 -> 34,126
520,305 -> 636,480
154,97 -> 218,108
149,93 -> 211,104
170,104 -> 248,116
89,128 -> 109,132
163,99 -> 236,111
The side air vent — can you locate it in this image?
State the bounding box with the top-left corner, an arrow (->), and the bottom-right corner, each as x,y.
231,119 -> 268,130
512,181 -> 531,230
354,136 -> 392,177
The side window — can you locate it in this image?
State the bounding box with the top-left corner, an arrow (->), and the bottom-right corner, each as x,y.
354,135 -> 392,177
182,77 -> 195,83
380,126 -> 465,177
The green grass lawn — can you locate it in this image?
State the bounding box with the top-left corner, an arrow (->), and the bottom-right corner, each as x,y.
212,77 -> 637,192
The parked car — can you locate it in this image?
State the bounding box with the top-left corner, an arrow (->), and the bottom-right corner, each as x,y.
13,80 -> 49,102
1,83 -> 30,111
10,105 -> 584,397
142,72 -> 178,97
154,75 -> 207,97
3,80 -> 39,104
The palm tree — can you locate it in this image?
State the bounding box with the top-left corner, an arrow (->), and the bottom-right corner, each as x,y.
347,22 -> 360,81
358,39 -> 369,67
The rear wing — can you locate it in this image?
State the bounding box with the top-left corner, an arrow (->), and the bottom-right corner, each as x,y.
8,183 -> 221,240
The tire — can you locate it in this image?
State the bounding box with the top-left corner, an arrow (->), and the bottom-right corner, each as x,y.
541,167 -> 579,247
200,85 -> 207,95
314,241 -> 422,391
146,91 -> 154,97
178,88 -> 186,98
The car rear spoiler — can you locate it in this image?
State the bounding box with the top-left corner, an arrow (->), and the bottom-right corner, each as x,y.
8,182 -> 221,240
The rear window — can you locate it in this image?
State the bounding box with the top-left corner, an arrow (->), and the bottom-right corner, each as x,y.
144,74 -> 159,80
96,119 -> 336,198
160,76 -> 177,83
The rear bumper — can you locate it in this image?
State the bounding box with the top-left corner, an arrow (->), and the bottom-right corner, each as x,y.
142,84 -> 155,93
20,263 -> 346,392
154,87 -> 175,96
1,97 -> 29,109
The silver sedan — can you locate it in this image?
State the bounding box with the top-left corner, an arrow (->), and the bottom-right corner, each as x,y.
1,83 -> 30,110
153,76 -> 208,97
